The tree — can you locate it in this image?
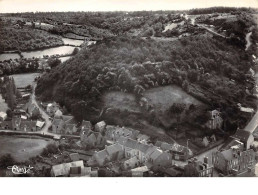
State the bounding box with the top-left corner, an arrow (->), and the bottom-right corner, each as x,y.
72,47 -> 79,55
0,154 -> 16,168
169,103 -> 186,123
6,109 -> 12,118
47,57 -> 61,69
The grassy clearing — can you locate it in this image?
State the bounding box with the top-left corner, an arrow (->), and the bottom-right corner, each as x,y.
12,73 -> 40,88
143,85 -> 204,112
103,91 -> 140,113
0,136 -> 52,162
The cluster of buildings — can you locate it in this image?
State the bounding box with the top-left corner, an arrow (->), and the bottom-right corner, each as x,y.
0,77 -> 45,132
41,102 -> 78,135
212,129 -> 257,177
0,100 -> 45,132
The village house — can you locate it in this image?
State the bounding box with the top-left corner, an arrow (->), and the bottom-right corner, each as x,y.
184,157 -> 213,177
64,123 -> 77,134
50,160 -> 85,177
12,116 -> 21,131
80,130 -> 106,149
69,153 -> 80,162
51,115 -> 77,134
88,143 -> 124,167
46,102 -> 59,116
81,120 -> 92,131
155,141 -> 192,161
131,166 -> 150,177
20,120 -> 37,132
136,134 -> 150,144
147,147 -> 172,168
36,120 -> 45,130
52,118 -> 65,134
94,121 -> 106,133
205,109 -> 223,130
212,146 -> 256,176
54,109 -> 63,118
80,121 -> 93,142
24,101 -> 40,119
0,111 -> 7,121
105,125 -> 140,142
118,137 -> 152,163
232,129 -> 254,150
118,137 -> 172,167
123,156 -> 140,170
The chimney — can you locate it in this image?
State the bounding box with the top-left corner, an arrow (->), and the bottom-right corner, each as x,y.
204,157 -> 209,165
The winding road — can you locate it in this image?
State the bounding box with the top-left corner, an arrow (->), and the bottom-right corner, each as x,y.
31,83 -> 60,138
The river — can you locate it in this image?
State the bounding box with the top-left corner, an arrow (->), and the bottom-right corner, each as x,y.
0,37 -> 83,62
21,45 -> 79,59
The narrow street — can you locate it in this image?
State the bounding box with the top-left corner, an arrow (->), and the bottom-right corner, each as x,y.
31,83 -> 60,138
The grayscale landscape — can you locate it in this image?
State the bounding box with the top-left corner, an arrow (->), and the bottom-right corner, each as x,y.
0,0 -> 258,177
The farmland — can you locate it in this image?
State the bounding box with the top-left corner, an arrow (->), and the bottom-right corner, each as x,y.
12,73 -> 40,88
0,136 -> 52,162
103,91 -> 140,113
143,85 -> 205,112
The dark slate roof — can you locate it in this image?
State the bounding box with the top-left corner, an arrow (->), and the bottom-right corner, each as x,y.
233,130 -> 252,142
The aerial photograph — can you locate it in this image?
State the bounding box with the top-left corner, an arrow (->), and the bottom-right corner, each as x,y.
0,0 -> 258,178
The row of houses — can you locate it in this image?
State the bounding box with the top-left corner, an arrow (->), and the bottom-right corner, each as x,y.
0,116 -> 44,131
88,136 -> 172,170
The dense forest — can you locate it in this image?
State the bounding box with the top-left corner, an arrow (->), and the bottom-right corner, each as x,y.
0,20 -> 63,52
36,34 -> 256,132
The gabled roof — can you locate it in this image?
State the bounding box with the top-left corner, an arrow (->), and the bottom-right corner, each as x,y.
52,118 -> 64,126
69,153 -> 80,162
55,109 -> 63,116
0,111 -> 7,119
87,132 -> 97,143
134,142 -> 150,153
221,149 -> 234,161
233,130 -> 252,142
106,143 -> 123,156
131,166 -> 149,172
82,120 -> 92,129
149,148 -> 163,161
36,120 -> 45,128
137,134 -> 150,140
95,121 -> 106,128
124,156 -> 139,164
69,166 -> 81,175
94,149 -> 109,162
51,160 -> 84,177
65,124 -> 76,131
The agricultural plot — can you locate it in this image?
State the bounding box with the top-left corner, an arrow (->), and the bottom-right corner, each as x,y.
12,73 -> 40,88
143,85 -> 204,112
103,91 -> 140,113
0,136 -> 52,162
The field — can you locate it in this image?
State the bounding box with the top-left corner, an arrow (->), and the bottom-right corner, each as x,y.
103,91 -> 140,113
12,73 -> 40,88
143,85 -> 204,112
0,136 -> 52,162
0,94 -> 8,112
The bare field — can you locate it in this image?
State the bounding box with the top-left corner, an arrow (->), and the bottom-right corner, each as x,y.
143,85 -> 204,112
0,136 -> 52,162
103,91 -> 140,112
12,73 -> 40,88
